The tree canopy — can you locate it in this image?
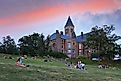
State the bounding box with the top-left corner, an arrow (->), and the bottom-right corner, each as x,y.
18,33 -> 67,58
0,35 -> 18,54
85,25 -> 121,59
18,33 -> 46,56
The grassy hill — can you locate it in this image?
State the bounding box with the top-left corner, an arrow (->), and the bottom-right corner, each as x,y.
0,54 -> 121,81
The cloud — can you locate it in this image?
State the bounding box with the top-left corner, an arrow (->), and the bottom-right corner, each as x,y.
73,8 -> 121,44
0,0 -> 86,18
1,0 -> 120,18
114,0 -> 121,3
75,9 -> 121,35
0,0 -> 121,44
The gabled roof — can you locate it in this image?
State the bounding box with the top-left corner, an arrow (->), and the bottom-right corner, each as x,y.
65,16 -> 74,27
76,33 -> 89,43
50,32 -> 90,42
50,33 -> 70,40
50,33 -> 56,40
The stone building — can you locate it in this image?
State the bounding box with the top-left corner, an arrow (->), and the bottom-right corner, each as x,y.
50,16 -> 90,58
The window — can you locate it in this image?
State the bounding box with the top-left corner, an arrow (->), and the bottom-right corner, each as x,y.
79,44 -> 82,49
53,43 -> 56,48
71,29 -> 73,32
67,42 -> 71,49
65,29 -> 69,34
79,49 -> 82,53
72,49 -> 75,53
68,50 -> 71,53
62,40 -> 64,44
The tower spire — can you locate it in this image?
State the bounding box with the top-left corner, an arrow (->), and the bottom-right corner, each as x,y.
65,16 -> 74,27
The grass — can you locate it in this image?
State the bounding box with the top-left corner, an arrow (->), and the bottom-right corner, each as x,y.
0,54 -> 121,81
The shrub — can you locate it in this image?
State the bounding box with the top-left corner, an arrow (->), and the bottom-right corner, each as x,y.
67,56 -> 99,65
47,51 -> 68,58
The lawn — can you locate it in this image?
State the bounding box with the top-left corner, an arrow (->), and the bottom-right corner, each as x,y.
0,54 -> 121,81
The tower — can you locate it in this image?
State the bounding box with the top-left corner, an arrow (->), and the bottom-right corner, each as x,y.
64,16 -> 77,58
64,16 -> 76,38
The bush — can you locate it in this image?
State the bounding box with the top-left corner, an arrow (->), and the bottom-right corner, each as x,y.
67,56 -> 99,65
47,51 -> 68,58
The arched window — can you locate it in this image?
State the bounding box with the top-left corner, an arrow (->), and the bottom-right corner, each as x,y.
71,29 -> 73,32
65,29 -> 69,34
53,43 -> 56,48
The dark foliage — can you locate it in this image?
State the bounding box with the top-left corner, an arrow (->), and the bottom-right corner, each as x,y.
0,36 -> 18,55
85,25 -> 121,60
46,51 -> 68,58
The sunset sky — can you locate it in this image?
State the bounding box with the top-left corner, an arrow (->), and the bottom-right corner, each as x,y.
0,0 -> 121,44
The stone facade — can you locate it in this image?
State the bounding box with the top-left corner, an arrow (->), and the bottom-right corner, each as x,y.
50,16 -> 90,58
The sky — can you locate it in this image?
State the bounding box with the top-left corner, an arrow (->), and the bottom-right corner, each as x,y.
0,0 -> 121,44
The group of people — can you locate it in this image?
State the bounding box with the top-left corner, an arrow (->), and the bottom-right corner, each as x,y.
75,61 -> 85,70
67,61 -> 86,70
16,55 -> 86,69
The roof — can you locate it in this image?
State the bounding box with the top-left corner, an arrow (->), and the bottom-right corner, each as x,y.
65,16 -> 74,27
50,32 -> 90,42
76,33 -> 89,43
50,33 -> 70,40
61,35 -> 70,39
50,33 -> 56,40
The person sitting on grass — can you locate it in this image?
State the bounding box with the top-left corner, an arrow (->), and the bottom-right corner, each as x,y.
16,56 -> 27,67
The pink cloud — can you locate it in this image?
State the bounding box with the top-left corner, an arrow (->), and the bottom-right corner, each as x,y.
0,0 -> 120,27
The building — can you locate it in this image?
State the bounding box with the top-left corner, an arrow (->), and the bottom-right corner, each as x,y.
50,16 -> 90,58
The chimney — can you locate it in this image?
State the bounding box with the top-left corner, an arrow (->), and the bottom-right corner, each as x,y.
60,31 -> 63,35
56,30 -> 59,34
81,32 -> 83,37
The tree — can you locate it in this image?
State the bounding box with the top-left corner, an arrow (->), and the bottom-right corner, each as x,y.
18,33 -> 67,58
0,42 -> 3,53
18,33 -> 46,56
85,25 -> 121,60
45,35 -> 51,51
0,35 -> 18,54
